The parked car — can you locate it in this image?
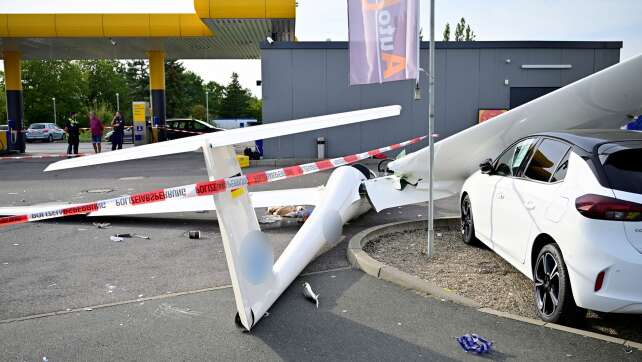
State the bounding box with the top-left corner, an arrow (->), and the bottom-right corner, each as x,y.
25,123 -> 65,142
460,130 -> 642,323
165,118 -> 224,140
103,127 -> 134,144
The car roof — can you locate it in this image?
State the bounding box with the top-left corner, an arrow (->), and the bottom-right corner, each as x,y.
532,129 -> 642,152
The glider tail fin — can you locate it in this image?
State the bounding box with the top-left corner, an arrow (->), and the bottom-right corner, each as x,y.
201,143 -> 276,330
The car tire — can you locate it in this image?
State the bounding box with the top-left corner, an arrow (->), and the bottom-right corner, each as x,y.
533,243 -> 585,324
47,135 -> 53,143
460,194 -> 479,245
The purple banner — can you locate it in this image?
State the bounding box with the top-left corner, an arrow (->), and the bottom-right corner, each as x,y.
348,0 -> 419,85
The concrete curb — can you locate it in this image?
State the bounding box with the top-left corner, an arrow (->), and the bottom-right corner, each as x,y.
347,220 -> 481,309
347,220 -> 642,352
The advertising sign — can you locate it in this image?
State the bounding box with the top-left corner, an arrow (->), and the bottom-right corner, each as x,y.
348,0 -> 419,85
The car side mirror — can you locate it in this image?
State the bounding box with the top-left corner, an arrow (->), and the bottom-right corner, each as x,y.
479,159 -> 493,174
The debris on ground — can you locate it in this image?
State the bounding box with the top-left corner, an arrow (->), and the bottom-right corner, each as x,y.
188,230 -> 201,239
258,215 -> 282,224
110,236 -> 124,242
93,222 -> 111,229
267,205 -> 310,218
86,188 -> 114,194
302,282 -> 320,308
456,334 -> 493,354
112,233 -> 150,240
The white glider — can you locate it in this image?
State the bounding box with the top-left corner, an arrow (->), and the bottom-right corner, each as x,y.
2,55 -> 642,331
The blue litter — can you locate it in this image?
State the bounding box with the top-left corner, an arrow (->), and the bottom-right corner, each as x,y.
456,334 -> 493,354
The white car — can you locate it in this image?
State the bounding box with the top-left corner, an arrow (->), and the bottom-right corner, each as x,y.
25,123 -> 65,142
460,130 -> 642,323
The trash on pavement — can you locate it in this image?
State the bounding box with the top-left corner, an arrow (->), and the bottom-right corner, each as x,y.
456,334 -> 493,354
110,236 -> 124,242
302,282 -> 320,308
188,230 -> 201,239
93,222 -> 111,229
111,233 -> 150,240
267,205 -> 307,217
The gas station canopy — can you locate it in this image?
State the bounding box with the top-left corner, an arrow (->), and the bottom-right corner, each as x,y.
0,0 -> 296,59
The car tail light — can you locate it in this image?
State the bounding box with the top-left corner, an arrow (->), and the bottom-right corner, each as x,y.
576,194 -> 642,221
594,270 -> 605,292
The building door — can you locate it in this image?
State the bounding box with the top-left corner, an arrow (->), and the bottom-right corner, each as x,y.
510,87 -> 559,109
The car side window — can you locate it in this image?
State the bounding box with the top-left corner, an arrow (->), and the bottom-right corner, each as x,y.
524,139 -> 571,182
494,138 -> 537,177
192,121 -> 208,131
550,151 -> 570,182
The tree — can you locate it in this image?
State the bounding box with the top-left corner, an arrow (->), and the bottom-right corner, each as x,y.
0,71 -> 6,124
443,23 -> 450,41
205,81 -> 225,120
80,60 -> 129,121
22,60 -> 88,126
247,97 -> 262,123
165,60 -> 205,118
219,73 -> 251,119
446,18 -> 476,41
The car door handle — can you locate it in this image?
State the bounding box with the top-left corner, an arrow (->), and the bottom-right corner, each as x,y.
497,192 -> 505,200
524,200 -> 535,210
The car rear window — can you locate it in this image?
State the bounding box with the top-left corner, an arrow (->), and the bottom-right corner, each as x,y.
29,124 -> 45,129
600,142 -> 642,194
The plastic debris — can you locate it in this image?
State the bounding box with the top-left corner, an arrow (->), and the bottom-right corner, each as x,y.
43,357 -> 48,362
267,205 -> 308,218
188,230 -> 201,239
7,192 -> 18,195
456,334 -> 493,354
110,236 -> 124,242
93,222 -> 111,229
83,307 -> 93,311
302,282 -> 320,308
111,233 -> 150,240
86,188 -> 113,194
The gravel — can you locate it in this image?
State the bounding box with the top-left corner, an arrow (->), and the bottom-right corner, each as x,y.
364,223 -> 642,343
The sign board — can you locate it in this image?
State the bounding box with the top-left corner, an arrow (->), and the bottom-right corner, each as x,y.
478,109 -> 508,123
0,131 -> 7,152
132,102 -> 148,146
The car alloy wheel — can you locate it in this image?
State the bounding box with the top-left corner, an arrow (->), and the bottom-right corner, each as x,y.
533,244 -> 584,323
534,251 -> 560,318
48,135 -> 53,142
460,195 -> 478,244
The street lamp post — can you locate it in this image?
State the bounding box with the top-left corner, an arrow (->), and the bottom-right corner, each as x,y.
205,90 -> 209,123
426,0 -> 436,258
116,93 -> 120,112
52,97 -> 57,126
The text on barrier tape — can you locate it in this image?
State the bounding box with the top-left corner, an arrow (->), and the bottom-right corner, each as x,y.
0,135 -> 427,227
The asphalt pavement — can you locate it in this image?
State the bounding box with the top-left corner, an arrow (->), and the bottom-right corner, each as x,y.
0,151 -> 639,361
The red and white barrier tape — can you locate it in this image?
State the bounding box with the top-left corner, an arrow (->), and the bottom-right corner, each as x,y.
0,135 -> 427,227
0,153 -> 88,161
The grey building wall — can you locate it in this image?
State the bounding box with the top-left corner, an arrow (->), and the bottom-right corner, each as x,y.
260,41 -> 621,158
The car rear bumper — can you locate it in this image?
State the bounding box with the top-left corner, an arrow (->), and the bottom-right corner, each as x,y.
565,219 -> 642,314
25,134 -> 49,140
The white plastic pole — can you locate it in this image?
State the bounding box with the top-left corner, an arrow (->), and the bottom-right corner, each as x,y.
205,90 -> 209,122
52,97 -> 57,126
426,0 -> 435,257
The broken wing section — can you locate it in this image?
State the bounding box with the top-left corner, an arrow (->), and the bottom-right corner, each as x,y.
0,188 -> 324,217
44,105 -> 401,172
389,54 -> 642,185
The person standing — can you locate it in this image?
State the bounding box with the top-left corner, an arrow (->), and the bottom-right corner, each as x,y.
89,111 -> 104,153
65,111 -> 80,156
111,111 -> 125,151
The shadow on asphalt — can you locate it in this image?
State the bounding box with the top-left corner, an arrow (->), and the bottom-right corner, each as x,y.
248,271 -> 464,361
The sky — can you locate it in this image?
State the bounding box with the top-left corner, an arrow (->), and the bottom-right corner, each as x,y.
1,1 -> 640,99
185,0 -> 642,98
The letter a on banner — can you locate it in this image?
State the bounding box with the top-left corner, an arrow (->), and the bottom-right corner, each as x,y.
348,0 -> 419,85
